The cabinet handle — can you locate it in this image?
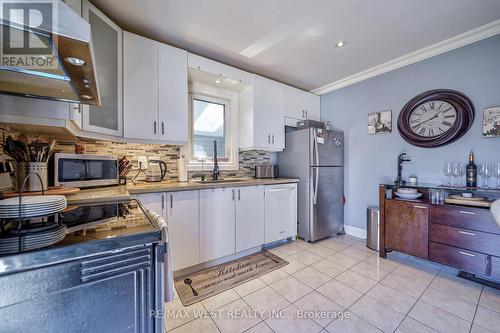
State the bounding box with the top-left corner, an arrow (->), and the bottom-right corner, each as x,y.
272,135 -> 275,144
238,189 -> 240,200
161,122 -> 165,135
161,195 -> 165,210
154,121 -> 157,134
268,134 -> 271,143
232,189 -> 235,201
459,210 -> 476,215
305,110 -> 308,118
302,110 -> 305,118
413,205 -> 427,209
459,251 -> 475,257
458,230 -> 476,236
170,194 -> 173,209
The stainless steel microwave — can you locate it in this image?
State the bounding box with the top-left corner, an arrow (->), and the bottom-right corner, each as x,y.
54,153 -> 119,188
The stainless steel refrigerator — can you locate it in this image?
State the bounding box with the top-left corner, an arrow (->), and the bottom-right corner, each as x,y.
278,127 -> 344,242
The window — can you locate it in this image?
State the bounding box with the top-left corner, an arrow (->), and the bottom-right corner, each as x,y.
187,90 -> 238,171
192,97 -> 227,161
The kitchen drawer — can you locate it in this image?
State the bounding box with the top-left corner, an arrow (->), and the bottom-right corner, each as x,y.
429,223 -> 500,257
429,242 -> 491,277
430,205 -> 500,235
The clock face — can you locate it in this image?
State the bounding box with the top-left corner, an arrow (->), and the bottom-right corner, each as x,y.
409,100 -> 457,137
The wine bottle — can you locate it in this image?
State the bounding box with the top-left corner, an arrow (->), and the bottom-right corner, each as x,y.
466,151 -> 477,188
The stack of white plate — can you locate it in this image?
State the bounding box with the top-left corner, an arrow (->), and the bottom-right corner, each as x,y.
0,223 -> 67,255
0,195 -> 67,219
395,188 -> 422,199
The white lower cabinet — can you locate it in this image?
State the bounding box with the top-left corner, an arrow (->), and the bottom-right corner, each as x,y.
199,188 -> 236,262
235,186 -> 265,252
166,191 -> 200,271
265,184 -> 298,243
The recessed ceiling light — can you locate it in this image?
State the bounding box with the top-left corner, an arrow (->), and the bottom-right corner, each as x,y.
65,57 -> 86,66
80,94 -> 93,100
335,40 -> 347,48
82,78 -> 91,84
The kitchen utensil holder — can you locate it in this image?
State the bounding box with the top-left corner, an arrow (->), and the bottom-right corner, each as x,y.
26,162 -> 48,191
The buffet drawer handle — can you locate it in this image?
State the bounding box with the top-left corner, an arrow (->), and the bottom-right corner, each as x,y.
458,230 -> 476,236
459,210 -> 475,215
413,205 -> 427,209
459,251 -> 475,257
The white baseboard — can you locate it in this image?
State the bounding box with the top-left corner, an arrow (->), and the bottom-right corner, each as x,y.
344,225 -> 367,240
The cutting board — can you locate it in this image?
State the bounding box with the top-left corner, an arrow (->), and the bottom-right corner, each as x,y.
445,197 -> 492,208
2,186 -> 80,198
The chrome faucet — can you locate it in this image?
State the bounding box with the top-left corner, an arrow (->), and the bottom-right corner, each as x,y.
212,140 -> 220,181
395,153 -> 411,185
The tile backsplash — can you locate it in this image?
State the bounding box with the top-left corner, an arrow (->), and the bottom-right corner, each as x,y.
0,125 -> 271,188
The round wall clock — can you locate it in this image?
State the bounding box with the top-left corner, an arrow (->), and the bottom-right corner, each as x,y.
397,89 -> 474,148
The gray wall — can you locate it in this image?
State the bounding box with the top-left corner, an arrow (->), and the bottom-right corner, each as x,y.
320,34 -> 500,231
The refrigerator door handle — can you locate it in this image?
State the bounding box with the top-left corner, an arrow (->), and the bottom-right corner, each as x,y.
313,129 -> 319,205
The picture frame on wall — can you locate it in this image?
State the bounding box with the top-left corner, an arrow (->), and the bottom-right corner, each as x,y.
368,110 -> 392,134
483,106 -> 500,137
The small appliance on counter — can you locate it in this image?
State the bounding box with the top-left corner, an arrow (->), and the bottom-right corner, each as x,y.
53,153 -> 119,188
145,160 -> 168,182
255,165 -> 278,179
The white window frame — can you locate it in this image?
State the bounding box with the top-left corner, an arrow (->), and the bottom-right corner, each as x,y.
187,83 -> 239,171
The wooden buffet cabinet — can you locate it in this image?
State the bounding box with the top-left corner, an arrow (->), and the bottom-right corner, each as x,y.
379,184 -> 500,283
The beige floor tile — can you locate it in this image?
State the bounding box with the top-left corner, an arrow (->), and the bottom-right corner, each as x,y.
348,242 -> 377,254
269,276 -> 313,303
281,258 -> 307,275
233,278 -> 267,297
325,313 -> 383,333
408,300 -> 471,333
328,252 -> 361,268
335,269 -> 378,293
311,259 -> 347,277
293,267 -> 331,289
480,286 -> 500,313
276,243 -> 303,256
339,247 -> 373,260
396,317 -> 438,333
381,272 -> 429,298
350,295 -> 405,333
294,239 -> 315,249
421,287 -> 477,321
243,286 -> 290,319
265,304 -> 323,333
293,291 -> 345,327
363,254 -> 400,271
474,306 -> 500,333
335,234 -> 365,245
350,260 -> 391,281
317,279 -> 363,308
392,263 -> 436,285
288,251 -> 323,266
316,238 -> 350,251
429,273 -> 482,304
366,284 -> 417,314
306,244 -> 336,258
259,268 -> 289,285
244,321 -> 274,333
169,317 -> 220,333
266,247 -> 289,258
202,289 -> 241,311
405,256 -> 442,274
164,298 -> 205,331
212,299 -> 262,333
471,324 -> 496,333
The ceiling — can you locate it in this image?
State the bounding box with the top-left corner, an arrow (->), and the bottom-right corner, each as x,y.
91,0 -> 500,92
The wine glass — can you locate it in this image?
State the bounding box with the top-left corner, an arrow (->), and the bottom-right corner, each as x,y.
452,162 -> 460,187
459,163 -> 466,187
480,162 -> 491,188
495,162 -> 500,189
444,161 -> 453,186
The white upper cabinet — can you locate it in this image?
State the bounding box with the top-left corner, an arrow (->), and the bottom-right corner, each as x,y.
81,0 -> 123,136
240,75 -> 285,152
235,186 -> 265,252
188,53 -> 252,85
159,44 -> 188,143
284,85 -> 320,127
124,32 -> 188,143
123,32 -> 159,141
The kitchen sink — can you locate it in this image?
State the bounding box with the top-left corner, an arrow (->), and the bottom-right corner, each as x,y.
192,178 -> 250,184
